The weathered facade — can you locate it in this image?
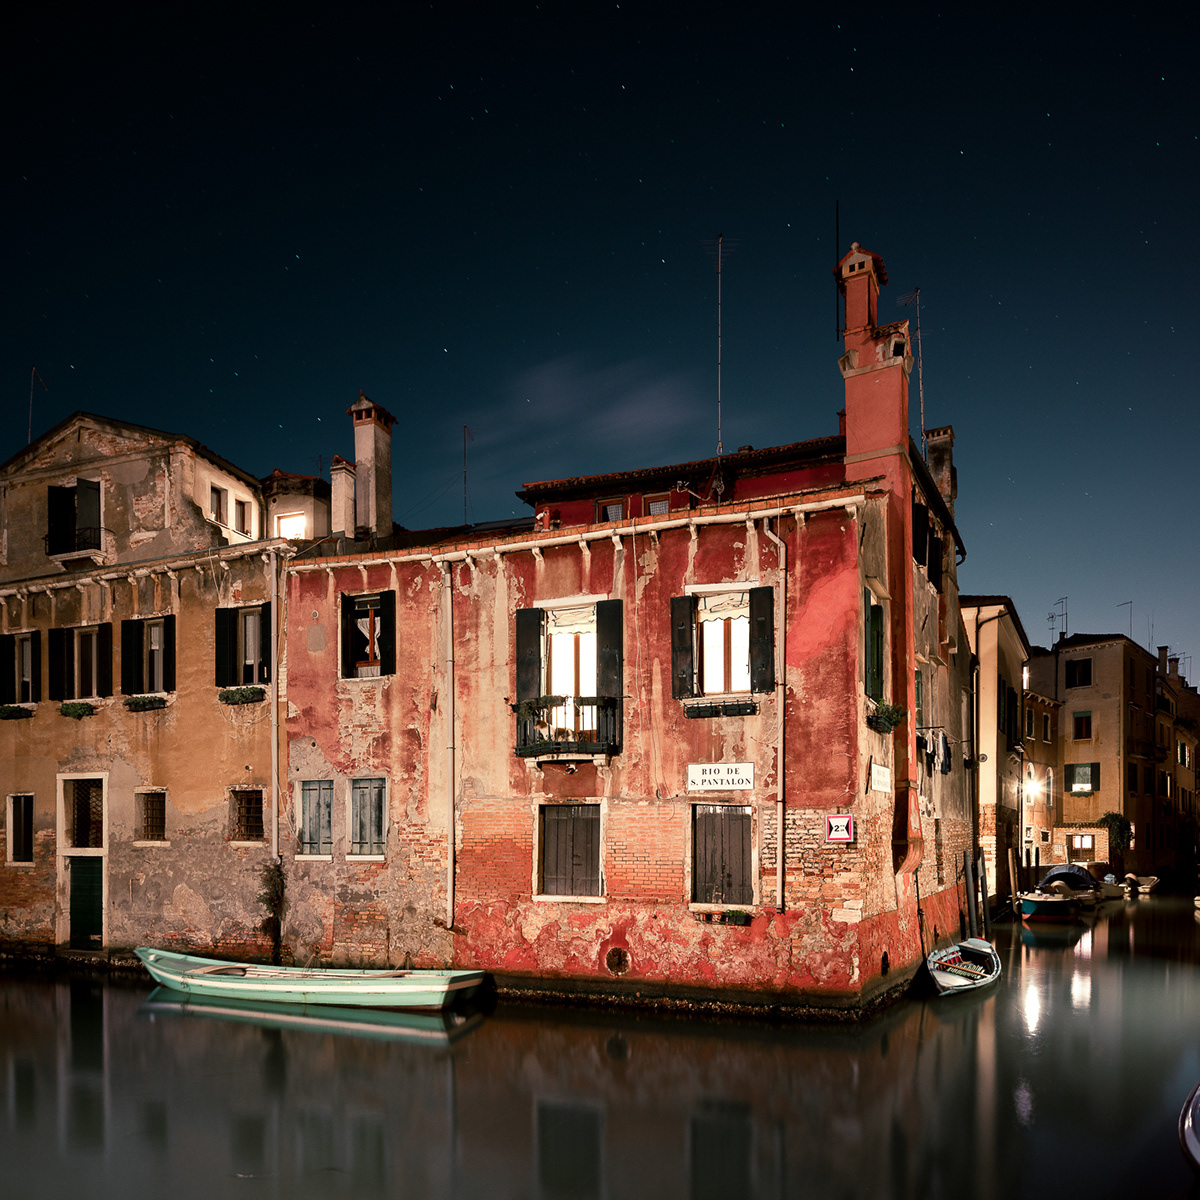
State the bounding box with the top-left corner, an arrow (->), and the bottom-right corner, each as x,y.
0,414 -> 287,955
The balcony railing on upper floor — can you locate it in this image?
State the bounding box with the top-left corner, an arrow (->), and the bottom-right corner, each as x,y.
513,695 -> 620,758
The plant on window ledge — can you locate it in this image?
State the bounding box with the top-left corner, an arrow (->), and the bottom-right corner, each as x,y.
0,704 -> 34,720
60,701 -> 96,720
512,695 -> 567,724
124,694 -> 167,712
218,686 -> 266,705
866,702 -> 906,734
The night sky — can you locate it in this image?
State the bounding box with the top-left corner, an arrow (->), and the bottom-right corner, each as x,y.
6,5 -> 1198,667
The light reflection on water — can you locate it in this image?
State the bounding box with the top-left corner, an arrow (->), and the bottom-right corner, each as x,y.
4,897 -> 1200,1199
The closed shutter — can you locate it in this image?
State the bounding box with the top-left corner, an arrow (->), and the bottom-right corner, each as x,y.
515,608 -> 543,703
911,499 -> 929,563
121,620 -> 144,695
257,603 -> 272,683
377,592 -> 396,676
214,608 -> 238,686
47,486 -> 76,555
162,615 -> 176,692
0,635 -> 13,704
748,586 -> 775,694
541,804 -> 600,896
670,595 -> 696,699
865,591 -> 884,701
927,529 -> 943,592
96,623 -> 113,697
595,599 -> 623,751
28,631 -> 41,702
693,805 -> 752,904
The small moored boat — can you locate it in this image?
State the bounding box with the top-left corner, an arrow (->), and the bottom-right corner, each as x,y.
135,947 -> 485,1010
1180,1078 -> 1200,1173
1017,889 -> 1082,922
926,937 -> 1001,995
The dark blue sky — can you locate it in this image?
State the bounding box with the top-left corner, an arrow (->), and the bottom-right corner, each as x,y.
5,4 -> 1198,666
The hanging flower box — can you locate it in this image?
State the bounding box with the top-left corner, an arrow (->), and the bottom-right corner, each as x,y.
124,694 -> 167,712
866,703 -> 906,734
60,701 -> 96,720
0,704 -> 34,720
218,686 -> 266,706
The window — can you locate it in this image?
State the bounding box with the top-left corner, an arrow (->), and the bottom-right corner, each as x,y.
1128,762 -> 1139,793
1045,769 -> 1053,807
515,600 -> 623,755
231,789 -> 264,841
1069,833 -> 1095,861
48,625 -> 113,701
7,794 -> 34,863
1042,713 -> 1051,742
350,778 -> 385,856
1073,711 -> 1092,740
596,499 -> 623,522
1145,764 -> 1154,793
539,803 -> 600,896
671,589 -> 774,699
215,605 -> 271,685
121,616 -> 176,694
209,486 -> 227,525
915,668 -> 925,729
46,479 -> 101,555
692,804 -> 752,905
235,500 -> 250,535
863,588 -> 884,701
340,593 -> 396,679
0,631 -> 41,704
276,512 -> 305,538
645,494 -> 670,516
65,778 -> 104,848
136,791 -> 167,842
299,780 -> 333,856
1179,741 -> 1192,768
1065,658 -> 1092,688
1065,763 -> 1100,794
1025,707 -> 1034,739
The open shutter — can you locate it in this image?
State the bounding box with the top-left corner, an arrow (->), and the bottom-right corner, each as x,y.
47,486 -> 76,555
927,528 -> 944,592
121,620 -> 144,695
96,623 -> 113,697
748,586 -> 775,694
340,594 -> 355,678
377,592 -> 396,676
670,596 -> 696,699
48,629 -> 67,700
515,608 -> 543,703
595,599 -> 623,752
76,479 -> 101,550
0,635 -> 14,704
29,630 -> 41,702
258,602 -> 272,683
162,615 -> 176,692
214,608 -> 238,686
911,498 -> 929,563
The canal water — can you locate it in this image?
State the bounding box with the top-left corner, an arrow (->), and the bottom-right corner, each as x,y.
5,896 -> 1200,1200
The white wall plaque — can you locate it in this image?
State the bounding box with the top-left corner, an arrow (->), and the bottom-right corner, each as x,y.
870,763 -> 892,794
687,762 -> 754,791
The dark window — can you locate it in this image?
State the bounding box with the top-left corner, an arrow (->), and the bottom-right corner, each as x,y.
927,527 -> 944,593
540,804 -> 600,896
1128,763 -> 1139,793
66,778 -> 104,849
209,486 -> 226,525
1073,711 -> 1092,740
0,631 -> 41,704
863,589 -> 884,701
138,792 -> 166,841
1025,707 -> 1034,739
692,804 -> 752,904
1006,687 -> 1019,749
1065,763 -> 1100,794
9,794 -> 34,863
121,616 -> 176,694
46,480 -> 101,555
1065,658 -> 1093,688
234,500 -> 249,535
670,589 -> 774,700
48,626 -> 112,701
911,498 -> 929,562
215,605 -> 271,686
1042,713 -> 1051,742
350,778 -> 385,855
300,780 -> 333,855
340,593 -> 396,679
232,789 -> 264,841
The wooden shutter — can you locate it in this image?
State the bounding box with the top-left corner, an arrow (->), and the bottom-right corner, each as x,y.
121,619 -> 144,695
48,628 -> 69,700
28,630 -> 41,702
865,590 -> 883,701
748,586 -> 775,694
541,804 -> 599,896
340,594 -> 356,678
214,608 -> 238,686
911,498 -> 929,562
47,486 -> 76,555
96,623 -> 113,697
693,805 -> 752,904
595,599 -> 623,751
377,592 -> 396,676
927,528 -> 943,592
258,603 -> 272,683
670,595 -> 696,699
162,615 -> 176,692
515,607 -> 543,703
76,479 -> 101,549
0,635 -> 13,704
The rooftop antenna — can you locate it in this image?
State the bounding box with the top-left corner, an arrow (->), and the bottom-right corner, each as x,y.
29,366 -> 47,445
1117,601 -> 1132,639
463,425 -> 474,525
1055,596 -> 1068,639
899,289 -> 927,460
716,233 -> 724,457
834,201 -> 841,339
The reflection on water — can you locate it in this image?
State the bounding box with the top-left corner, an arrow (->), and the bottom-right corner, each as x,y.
4,898 -> 1200,1199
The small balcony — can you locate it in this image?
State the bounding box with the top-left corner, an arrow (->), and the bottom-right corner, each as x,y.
514,695 -> 620,758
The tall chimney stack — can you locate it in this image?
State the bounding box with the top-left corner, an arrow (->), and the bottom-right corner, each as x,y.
330,456 -> 356,536
348,392 -> 396,540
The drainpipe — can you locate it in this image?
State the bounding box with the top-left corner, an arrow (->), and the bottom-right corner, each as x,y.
762,517 -> 787,912
442,562 -> 456,931
270,548 -> 279,862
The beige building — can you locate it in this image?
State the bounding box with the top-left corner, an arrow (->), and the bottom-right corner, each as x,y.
1022,688 -> 1061,865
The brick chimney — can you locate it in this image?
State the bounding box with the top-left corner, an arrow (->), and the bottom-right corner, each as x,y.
925,426 -> 957,517
348,392 -> 396,540
330,456 -> 356,536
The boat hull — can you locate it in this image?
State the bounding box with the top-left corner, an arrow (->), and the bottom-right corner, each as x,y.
926,937 -> 1001,995
1018,892 -> 1080,921
135,948 -> 484,1010
1181,1078 -> 1200,1173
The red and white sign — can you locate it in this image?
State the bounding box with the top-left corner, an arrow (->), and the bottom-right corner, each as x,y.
826,814 -> 854,843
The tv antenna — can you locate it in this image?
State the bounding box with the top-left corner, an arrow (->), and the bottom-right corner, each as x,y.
1117,601 -> 1132,639
1048,596 -> 1068,641
899,289 -> 927,461
704,235 -> 737,458
29,366 -> 47,445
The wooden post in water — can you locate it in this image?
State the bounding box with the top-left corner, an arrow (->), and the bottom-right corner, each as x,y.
1008,847 -> 1020,918
978,852 -> 992,940
964,850 -> 978,938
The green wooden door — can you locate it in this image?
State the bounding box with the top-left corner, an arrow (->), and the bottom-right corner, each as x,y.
69,857 -> 103,950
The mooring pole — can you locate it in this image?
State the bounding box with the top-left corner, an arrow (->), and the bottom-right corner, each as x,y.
964,850 -> 978,938
978,852 -> 992,940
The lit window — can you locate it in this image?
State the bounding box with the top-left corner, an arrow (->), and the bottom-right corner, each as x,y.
1066,763 -> 1100,793
670,589 -> 774,700
276,513 -> 306,538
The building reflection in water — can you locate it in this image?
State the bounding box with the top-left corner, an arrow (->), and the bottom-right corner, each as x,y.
3,899 -> 1200,1199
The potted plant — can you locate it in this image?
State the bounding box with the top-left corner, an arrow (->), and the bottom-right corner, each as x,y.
0,704 -> 34,720
218,686 -> 266,705
60,701 -> 96,719
866,702 -> 906,734
124,694 -> 167,712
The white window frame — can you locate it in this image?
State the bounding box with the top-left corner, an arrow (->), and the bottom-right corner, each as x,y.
56,772 -> 108,855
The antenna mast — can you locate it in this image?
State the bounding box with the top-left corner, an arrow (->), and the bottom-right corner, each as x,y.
900,289 -> 927,460
716,233 -> 724,457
